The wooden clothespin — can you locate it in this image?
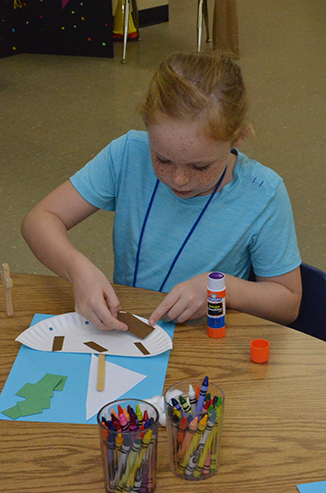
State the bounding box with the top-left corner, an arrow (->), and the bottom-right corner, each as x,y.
1,263 -> 14,316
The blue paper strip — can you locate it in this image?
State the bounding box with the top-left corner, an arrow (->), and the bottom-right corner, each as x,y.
297,481 -> 326,493
0,314 -> 175,424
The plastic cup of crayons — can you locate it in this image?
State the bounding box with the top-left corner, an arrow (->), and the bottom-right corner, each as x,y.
97,398 -> 159,493
164,378 -> 225,480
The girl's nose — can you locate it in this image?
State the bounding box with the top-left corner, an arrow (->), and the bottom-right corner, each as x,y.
172,166 -> 190,186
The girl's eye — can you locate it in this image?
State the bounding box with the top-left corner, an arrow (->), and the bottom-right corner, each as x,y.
193,164 -> 210,171
157,157 -> 170,165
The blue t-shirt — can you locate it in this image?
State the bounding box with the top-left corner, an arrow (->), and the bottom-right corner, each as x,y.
70,130 -> 301,293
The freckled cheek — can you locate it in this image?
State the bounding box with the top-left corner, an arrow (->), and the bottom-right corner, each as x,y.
152,163 -> 169,179
194,169 -> 216,188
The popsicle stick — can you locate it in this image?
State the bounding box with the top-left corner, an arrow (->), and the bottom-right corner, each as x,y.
1,263 -> 14,316
97,354 -> 106,392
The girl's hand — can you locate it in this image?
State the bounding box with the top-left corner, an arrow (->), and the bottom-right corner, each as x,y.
71,262 -> 128,331
148,274 -> 208,325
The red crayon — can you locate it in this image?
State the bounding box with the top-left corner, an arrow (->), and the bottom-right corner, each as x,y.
111,414 -> 122,432
129,413 -> 138,432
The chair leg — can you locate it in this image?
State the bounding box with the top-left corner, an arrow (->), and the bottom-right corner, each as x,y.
122,0 -> 130,63
131,0 -> 140,39
197,0 -> 204,51
197,0 -> 210,51
203,0 -> 211,42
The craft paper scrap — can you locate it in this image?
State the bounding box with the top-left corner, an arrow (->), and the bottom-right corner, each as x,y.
1,373 -> 67,420
16,312 -> 172,357
86,355 -> 147,421
297,481 -> 326,492
0,313 -> 175,424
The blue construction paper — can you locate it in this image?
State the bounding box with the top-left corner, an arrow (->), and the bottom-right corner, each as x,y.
0,314 -> 175,424
297,481 -> 326,492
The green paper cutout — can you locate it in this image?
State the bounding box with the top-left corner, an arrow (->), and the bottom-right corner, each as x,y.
2,405 -> 22,420
54,375 -> 67,391
17,399 -> 43,416
40,396 -> 51,409
1,373 -> 68,419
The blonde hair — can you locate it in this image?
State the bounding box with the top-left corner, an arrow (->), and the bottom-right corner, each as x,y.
141,51 -> 249,143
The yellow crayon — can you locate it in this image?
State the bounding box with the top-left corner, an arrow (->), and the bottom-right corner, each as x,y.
192,423 -> 218,478
178,414 -> 207,475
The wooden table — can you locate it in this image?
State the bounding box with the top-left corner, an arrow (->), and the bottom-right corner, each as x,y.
1,274 -> 326,492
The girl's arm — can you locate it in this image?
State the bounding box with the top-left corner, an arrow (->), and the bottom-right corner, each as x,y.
148,267 -> 302,326
21,180 -> 128,331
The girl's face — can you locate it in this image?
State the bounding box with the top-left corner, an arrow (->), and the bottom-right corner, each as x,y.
148,117 -> 233,199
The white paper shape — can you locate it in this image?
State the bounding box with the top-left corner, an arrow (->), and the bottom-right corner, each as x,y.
16,312 -> 172,357
86,355 -> 147,421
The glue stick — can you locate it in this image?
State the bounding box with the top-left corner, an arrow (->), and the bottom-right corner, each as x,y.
207,272 -> 226,338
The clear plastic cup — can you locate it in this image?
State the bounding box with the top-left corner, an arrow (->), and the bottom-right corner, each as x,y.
97,398 -> 159,492
164,380 -> 224,480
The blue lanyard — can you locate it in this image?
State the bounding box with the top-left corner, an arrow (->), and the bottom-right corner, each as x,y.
133,165 -> 228,292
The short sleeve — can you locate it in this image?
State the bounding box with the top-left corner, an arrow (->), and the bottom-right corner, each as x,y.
69,134 -> 130,211
249,181 -> 301,277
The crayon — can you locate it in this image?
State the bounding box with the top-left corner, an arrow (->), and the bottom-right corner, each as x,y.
178,414 -> 207,475
177,416 -> 198,460
116,438 -> 142,491
188,384 -> 197,413
179,395 -> 192,414
186,412 -> 216,477
171,397 -> 183,413
112,414 -> 122,432
115,433 -> 124,463
140,469 -> 148,493
107,433 -> 116,480
195,376 -> 209,413
123,407 -> 130,426
203,451 -> 211,475
196,384 -> 200,401
128,430 -> 153,489
176,416 -> 188,450
129,413 -> 138,432
114,434 -> 132,484
119,413 -> 129,433
192,422 -> 217,478
135,404 -> 143,427
146,435 -> 155,491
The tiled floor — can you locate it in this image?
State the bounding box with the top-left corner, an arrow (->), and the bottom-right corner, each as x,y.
1,0 -> 325,281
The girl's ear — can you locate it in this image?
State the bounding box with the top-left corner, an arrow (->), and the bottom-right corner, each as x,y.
233,124 -> 254,147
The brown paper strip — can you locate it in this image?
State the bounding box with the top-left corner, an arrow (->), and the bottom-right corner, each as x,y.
84,341 -> 108,353
52,336 -> 65,351
97,354 -> 106,392
117,312 -> 154,339
134,342 -> 150,355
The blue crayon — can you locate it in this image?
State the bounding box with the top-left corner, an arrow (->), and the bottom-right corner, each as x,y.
171,397 -> 182,413
107,433 -> 115,480
195,376 -> 209,413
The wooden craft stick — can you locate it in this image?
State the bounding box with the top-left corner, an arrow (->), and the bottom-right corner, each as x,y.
97,354 -> 106,392
1,263 -> 14,316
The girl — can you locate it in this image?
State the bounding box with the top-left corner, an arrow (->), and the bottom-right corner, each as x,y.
22,52 -> 302,331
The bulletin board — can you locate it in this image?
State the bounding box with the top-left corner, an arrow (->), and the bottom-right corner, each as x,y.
0,0 -> 114,58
